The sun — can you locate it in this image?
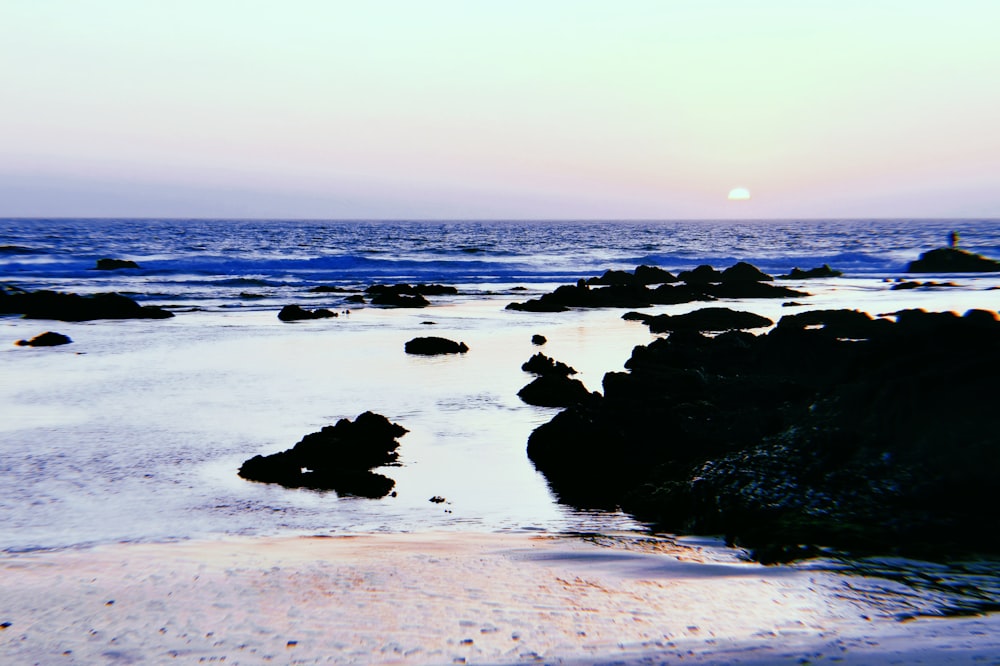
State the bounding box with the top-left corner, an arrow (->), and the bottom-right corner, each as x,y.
727,187 -> 751,201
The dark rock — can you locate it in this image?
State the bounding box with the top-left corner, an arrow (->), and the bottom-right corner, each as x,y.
239,412 -> 408,498
345,294 -> 366,304
907,247 -> 1000,273
0,288 -> 173,321
531,334 -> 547,345
404,336 -> 469,355
15,331 -> 72,347
239,292 -> 266,299
95,258 -> 140,270
278,304 -> 338,321
587,270 -> 638,286
507,263 -> 804,312
429,496 -> 446,503
370,292 -> 430,308
309,285 -> 353,293
634,265 -> 679,284
720,261 -> 773,283
521,352 -> 577,377
517,375 -> 595,408
778,264 -> 843,279
643,307 -> 773,333
622,311 -> 650,322
526,307 -> 1000,560
678,264 -> 723,285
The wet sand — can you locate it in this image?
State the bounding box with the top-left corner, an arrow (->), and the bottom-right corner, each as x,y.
2,533 -> 998,665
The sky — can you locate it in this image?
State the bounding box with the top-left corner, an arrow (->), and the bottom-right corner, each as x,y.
1,1 -> 998,219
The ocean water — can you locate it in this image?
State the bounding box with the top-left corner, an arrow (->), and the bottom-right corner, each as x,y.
2,218 -> 1000,554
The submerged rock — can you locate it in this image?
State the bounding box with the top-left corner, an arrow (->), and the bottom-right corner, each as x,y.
15,331 -> 72,347
239,411 -> 408,498
907,247 -> 1000,273
404,336 -> 469,355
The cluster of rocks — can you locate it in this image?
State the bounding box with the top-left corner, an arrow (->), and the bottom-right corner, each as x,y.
238,412 -> 408,498
278,283 -> 461,321
506,262 -> 807,312
907,247 -> 1000,273
517,353 -> 594,408
0,285 -> 173,321
526,306 -> 1000,562
278,304 -> 339,321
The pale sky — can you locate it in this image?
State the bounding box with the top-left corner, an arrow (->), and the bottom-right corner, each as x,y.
2,1 -> 998,219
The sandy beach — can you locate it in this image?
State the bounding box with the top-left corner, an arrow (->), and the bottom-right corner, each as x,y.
2,532 -> 998,665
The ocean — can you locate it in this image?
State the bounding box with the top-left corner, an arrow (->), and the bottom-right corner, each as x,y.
2,217 -> 1000,553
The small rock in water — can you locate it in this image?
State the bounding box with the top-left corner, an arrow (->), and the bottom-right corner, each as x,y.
15,331 -> 72,347
404,337 -> 469,355
429,496 -> 446,503
531,334 -> 547,345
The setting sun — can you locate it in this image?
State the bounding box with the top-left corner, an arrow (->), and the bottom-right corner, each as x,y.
728,187 -> 751,201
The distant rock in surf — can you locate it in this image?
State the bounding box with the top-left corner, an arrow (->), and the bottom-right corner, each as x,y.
507,262 -> 805,312
278,304 -> 337,321
0,287 -> 173,321
15,331 -> 72,347
531,334 -> 547,345
907,247 -> 1000,273
238,411 -> 408,498
404,336 -> 468,355
365,283 -> 457,308
95,258 -> 140,270
778,264 -> 843,279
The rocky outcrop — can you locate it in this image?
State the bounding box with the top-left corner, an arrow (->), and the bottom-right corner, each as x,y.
907,247 -> 1000,273
526,308 -> 1000,561
778,264 -> 843,279
364,283 -> 457,308
507,263 -> 806,312
517,353 -> 592,407
0,287 -> 174,321
631,307 -> 773,334
404,336 -> 469,355
278,304 -> 338,321
238,412 -> 408,498
15,331 -> 72,347
95,258 -> 140,270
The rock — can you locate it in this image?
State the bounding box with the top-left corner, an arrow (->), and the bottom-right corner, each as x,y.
345,294 -> 366,304
720,261 -> 773,283
517,375 -> 595,408
531,334 -> 547,345
278,304 -> 338,321
678,264 -> 723,285
404,336 -> 469,355
239,412 -> 408,498
0,288 -> 173,321
634,265 -> 679,284
907,247 -> 1000,273
643,307 -> 773,333
507,263 -> 805,312
521,352 -> 577,377
15,331 -> 72,347
778,264 -> 843,279
309,285 -> 353,293
429,496 -> 446,503
526,306 -> 1000,561
95,258 -> 140,270
369,292 -> 430,308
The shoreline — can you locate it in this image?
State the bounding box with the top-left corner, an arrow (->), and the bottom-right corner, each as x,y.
3,532 -> 1000,664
